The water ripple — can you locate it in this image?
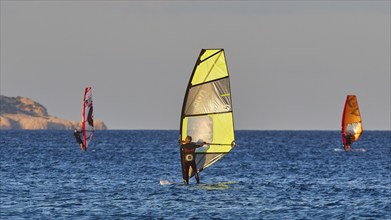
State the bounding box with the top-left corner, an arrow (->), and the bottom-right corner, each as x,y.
0,130 -> 390,219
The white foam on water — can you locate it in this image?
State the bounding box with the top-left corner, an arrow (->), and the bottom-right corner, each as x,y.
159,180 -> 176,185
351,148 -> 367,152
334,148 -> 367,152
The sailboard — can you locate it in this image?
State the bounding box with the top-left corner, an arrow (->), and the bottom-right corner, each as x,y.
341,95 -> 363,149
82,87 -> 94,150
179,49 -> 236,181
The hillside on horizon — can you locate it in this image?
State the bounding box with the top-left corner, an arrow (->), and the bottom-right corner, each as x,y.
0,95 -> 107,130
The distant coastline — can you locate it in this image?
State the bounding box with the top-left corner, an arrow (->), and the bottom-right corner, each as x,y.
0,95 -> 107,130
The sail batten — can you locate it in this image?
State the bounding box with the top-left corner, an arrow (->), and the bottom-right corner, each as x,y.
180,49 -> 235,180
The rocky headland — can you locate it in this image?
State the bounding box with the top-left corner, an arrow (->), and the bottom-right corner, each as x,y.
0,95 -> 107,130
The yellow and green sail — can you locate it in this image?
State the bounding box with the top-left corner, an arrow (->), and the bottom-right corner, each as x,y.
180,49 -> 236,180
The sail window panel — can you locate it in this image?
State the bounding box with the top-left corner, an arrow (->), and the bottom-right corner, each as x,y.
191,51 -> 228,85
185,78 -> 231,116
346,123 -> 362,135
345,122 -> 362,141
182,113 -> 234,148
196,153 -> 225,170
186,116 -> 213,144
189,153 -> 226,178
182,114 -> 233,154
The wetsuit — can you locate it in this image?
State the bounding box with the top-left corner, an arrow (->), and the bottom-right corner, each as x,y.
181,143 -> 202,184
345,134 -> 352,146
344,134 -> 353,151
74,130 -> 85,149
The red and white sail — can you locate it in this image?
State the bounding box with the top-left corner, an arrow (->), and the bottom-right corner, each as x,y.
82,87 -> 94,149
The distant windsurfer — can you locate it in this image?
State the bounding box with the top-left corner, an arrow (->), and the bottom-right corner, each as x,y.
343,133 -> 353,151
180,136 -> 206,184
74,128 -> 85,151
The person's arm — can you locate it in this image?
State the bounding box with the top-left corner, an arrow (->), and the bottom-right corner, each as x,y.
179,141 -> 185,149
196,141 -> 207,148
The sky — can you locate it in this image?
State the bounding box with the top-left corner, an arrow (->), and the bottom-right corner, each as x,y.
1,1 -> 390,130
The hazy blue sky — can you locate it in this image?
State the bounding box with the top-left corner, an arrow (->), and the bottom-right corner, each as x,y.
1,1 -> 390,130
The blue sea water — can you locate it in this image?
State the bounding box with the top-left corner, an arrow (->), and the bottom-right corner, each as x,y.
0,130 -> 390,219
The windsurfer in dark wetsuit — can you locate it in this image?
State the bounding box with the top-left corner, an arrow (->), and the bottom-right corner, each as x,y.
74,128 -> 85,151
180,136 -> 206,184
344,133 -> 353,151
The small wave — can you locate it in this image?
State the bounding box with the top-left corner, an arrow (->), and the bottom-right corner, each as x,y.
194,181 -> 237,190
351,148 -> 367,152
334,148 -> 367,152
159,180 -> 176,185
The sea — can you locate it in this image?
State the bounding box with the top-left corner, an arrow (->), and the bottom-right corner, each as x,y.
0,130 -> 390,219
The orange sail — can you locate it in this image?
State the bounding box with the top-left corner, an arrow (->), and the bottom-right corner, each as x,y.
341,95 -> 363,146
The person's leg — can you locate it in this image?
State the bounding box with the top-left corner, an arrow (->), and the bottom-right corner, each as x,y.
194,172 -> 199,184
190,162 -> 199,183
184,162 -> 190,184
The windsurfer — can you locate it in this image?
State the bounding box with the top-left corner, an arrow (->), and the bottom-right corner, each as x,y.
180,136 -> 206,184
344,133 -> 353,151
74,128 -> 85,151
